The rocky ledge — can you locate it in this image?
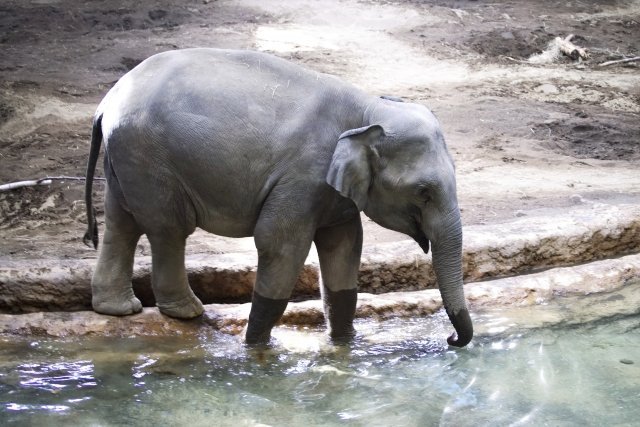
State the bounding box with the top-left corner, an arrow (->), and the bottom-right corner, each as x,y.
0,202 -> 639,336
0,253 -> 638,337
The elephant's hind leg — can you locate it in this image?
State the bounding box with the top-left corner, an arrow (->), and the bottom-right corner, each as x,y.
147,233 -> 204,319
92,189 -> 143,316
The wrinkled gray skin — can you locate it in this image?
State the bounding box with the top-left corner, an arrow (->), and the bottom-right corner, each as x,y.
84,48 -> 473,347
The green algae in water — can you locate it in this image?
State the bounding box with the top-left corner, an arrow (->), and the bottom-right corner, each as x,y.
1,296 -> 639,426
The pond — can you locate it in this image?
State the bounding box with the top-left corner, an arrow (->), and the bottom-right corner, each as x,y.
1,282 -> 639,426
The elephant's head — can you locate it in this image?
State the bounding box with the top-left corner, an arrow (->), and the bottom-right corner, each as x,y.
327,98 -> 473,347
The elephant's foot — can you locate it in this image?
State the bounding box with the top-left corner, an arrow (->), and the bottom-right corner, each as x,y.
93,289 -> 143,316
324,288 -> 357,342
245,292 -> 289,344
157,291 -> 204,319
329,326 -> 356,343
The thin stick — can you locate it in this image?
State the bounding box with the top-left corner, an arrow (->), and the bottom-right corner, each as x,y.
599,56 -> 640,67
0,179 -> 52,191
40,176 -> 106,182
0,176 -> 105,192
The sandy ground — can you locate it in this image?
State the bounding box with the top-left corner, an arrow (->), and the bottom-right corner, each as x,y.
1,0 -> 639,262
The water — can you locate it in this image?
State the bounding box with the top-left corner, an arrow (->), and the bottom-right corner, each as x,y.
1,286 -> 639,426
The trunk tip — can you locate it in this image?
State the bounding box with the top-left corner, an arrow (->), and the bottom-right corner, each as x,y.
446,307 -> 473,348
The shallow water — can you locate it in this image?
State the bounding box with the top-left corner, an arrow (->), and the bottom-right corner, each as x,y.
1,288 -> 639,426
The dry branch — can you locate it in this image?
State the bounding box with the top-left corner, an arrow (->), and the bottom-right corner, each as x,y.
528,34 -> 588,64
0,179 -> 52,192
555,34 -> 589,60
598,56 -> 640,67
0,176 -> 105,192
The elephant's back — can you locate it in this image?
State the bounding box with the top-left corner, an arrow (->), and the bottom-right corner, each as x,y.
99,48 -> 345,129
97,48 -> 366,176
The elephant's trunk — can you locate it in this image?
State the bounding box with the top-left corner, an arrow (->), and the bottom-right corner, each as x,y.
428,208 -> 473,347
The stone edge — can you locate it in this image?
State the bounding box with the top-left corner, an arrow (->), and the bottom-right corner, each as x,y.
1,253 -> 639,337
1,202 -> 639,313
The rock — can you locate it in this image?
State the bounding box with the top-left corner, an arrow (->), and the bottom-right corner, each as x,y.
0,253 -> 319,313
536,83 -> 559,94
460,203 -> 640,283
620,359 -> 634,365
0,254 -> 638,337
148,10 -> 168,20
1,203 -> 639,313
569,194 -> 585,205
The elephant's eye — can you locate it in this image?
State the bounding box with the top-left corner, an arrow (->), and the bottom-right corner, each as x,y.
417,187 -> 432,204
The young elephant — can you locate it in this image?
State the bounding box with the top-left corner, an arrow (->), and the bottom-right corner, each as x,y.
84,48 -> 472,347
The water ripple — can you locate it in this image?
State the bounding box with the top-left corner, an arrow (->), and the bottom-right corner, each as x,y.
16,360 -> 96,393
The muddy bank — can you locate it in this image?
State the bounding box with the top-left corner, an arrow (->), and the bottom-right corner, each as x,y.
1,202 -> 639,314
2,0 -> 640,262
1,0 -> 640,341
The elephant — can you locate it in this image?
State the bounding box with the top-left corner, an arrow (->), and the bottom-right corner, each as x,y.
83,48 -> 473,347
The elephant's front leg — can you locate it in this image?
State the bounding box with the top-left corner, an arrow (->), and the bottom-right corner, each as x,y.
314,216 -> 363,341
247,208 -> 316,344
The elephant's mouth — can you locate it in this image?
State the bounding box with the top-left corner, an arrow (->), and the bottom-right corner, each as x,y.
413,231 -> 430,254
409,214 -> 430,254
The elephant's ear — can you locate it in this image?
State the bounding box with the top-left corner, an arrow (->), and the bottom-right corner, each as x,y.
326,124 -> 384,211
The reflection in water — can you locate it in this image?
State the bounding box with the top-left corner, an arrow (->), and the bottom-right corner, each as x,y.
17,360 -> 96,392
0,289 -> 639,426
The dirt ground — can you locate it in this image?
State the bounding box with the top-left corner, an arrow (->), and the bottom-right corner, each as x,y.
1,0 -> 639,262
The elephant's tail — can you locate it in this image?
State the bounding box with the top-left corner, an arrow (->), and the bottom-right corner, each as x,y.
83,114 -> 102,249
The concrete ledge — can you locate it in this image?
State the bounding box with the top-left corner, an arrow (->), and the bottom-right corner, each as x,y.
358,202 -> 640,292
1,253 -> 639,337
0,203 -> 639,313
